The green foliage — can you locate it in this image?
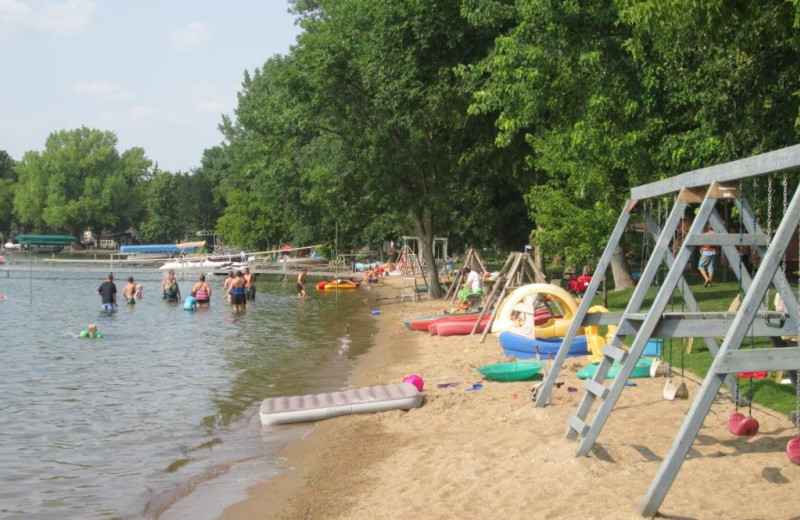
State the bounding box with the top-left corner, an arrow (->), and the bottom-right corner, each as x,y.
13,127 -> 151,236
0,150 -> 17,237
140,171 -> 182,243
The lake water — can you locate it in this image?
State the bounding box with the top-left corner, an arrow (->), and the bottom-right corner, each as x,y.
0,267 -> 376,519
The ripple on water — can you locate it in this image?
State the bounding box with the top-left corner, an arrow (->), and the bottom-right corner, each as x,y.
0,270 -> 375,519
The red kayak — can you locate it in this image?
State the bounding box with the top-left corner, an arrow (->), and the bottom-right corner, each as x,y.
433,318 -> 491,336
407,312 -> 488,332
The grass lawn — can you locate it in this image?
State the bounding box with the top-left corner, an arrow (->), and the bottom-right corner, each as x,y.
587,271 -> 799,416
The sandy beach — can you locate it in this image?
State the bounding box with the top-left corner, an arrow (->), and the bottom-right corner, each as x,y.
219,277 -> 799,520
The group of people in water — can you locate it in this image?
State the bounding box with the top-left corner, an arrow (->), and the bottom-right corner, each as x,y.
94,267 -> 259,316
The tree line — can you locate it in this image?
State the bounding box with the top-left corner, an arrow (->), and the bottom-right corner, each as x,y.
2,0 -> 798,298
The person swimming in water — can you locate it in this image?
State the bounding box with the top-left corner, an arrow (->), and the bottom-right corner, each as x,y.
79,324 -> 103,339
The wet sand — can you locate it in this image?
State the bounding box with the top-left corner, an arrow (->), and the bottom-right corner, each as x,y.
219,277 -> 799,519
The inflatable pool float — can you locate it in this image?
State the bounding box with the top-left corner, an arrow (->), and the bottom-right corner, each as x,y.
476,361 -> 545,382
499,332 -> 589,359
491,283 -> 583,338
430,317 -> 491,336
259,382 -> 422,426
316,280 -> 330,291
321,280 -> 361,291
584,305 -> 619,362
577,358 -> 653,380
405,312 -> 487,331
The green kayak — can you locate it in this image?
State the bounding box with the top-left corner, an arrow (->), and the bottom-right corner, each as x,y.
577,358 -> 653,380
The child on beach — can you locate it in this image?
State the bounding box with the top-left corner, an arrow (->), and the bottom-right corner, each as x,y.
79,324 -> 103,339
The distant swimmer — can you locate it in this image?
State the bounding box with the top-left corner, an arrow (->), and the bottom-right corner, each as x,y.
122,277 -> 136,305
191,274 -> 211,308
79,324 -> 103,339
97,273 -> 118,312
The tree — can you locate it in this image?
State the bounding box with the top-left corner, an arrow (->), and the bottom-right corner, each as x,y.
140,171 -> 182,243
13,127 -> 151,237
0,150 -> 17,238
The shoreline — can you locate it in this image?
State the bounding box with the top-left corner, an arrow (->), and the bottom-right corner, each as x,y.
218,277 -> 798,519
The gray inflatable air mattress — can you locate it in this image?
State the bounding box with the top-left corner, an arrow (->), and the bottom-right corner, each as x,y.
259,382 -> 423,426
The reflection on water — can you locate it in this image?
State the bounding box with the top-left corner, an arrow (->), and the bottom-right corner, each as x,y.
0,269 -> 375,519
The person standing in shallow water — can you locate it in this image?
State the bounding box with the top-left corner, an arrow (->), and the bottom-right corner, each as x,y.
192,274 -> 211,308
122,277 -> 136,305
297,268 -> 308,298
222,271 -> 235,303
97,273 -> 117,312
225,270 -> 247,313
162,270 -> 181,302
244,267 -> 255,301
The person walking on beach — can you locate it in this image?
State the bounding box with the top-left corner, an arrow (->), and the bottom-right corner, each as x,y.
97,273 -> 117,312
122,277 -> 136,305
191,274 -> 211,308
244,267 -> 256,301
698,226 -> 717,287
225,270 -> 247,313
162,270 -> 181,302
297,268 -> 308,298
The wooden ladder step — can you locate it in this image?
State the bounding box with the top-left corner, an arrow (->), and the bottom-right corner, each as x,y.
567,414 -> 590,437
584,379 -> 610,400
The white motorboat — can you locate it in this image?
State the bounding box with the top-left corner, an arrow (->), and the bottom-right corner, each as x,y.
159,254 -> 253,271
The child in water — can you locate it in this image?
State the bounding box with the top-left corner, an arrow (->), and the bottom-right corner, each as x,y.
183,295 -> 197,311
79,324 -> 103,339
135,284 -> 143,299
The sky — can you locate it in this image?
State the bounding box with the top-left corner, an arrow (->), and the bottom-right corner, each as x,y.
0,0 -> 301,172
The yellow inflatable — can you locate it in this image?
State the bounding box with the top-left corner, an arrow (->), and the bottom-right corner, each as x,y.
491,283 -> 583,337
584,305 -> 618,362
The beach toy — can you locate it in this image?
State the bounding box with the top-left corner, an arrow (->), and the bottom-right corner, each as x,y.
403,374 -> 424,391
371,310 -> 381,315
465,383 -> 484,391
476,361 -> 543,382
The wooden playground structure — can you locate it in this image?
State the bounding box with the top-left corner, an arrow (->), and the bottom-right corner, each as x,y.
526,145 -> 800,516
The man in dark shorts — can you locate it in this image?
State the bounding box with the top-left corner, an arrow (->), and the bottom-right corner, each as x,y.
244,267 -> 255,300
297,268 -> 308,298
97,273 -> 117,312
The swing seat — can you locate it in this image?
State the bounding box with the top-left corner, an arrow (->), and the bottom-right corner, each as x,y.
727,412 -> 760,437
787,438 -> 800,465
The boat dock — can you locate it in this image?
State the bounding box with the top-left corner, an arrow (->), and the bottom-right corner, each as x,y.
0,257 -> 357,280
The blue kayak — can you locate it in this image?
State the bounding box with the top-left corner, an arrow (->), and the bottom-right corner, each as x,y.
499,332 -> 589,359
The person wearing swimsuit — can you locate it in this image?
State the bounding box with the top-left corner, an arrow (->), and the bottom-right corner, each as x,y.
192,274 -> 211,308
225,271 -> 247,313
162,270 -> 181,302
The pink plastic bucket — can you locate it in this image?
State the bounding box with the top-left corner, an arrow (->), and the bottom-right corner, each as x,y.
403,374 -> 424,391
